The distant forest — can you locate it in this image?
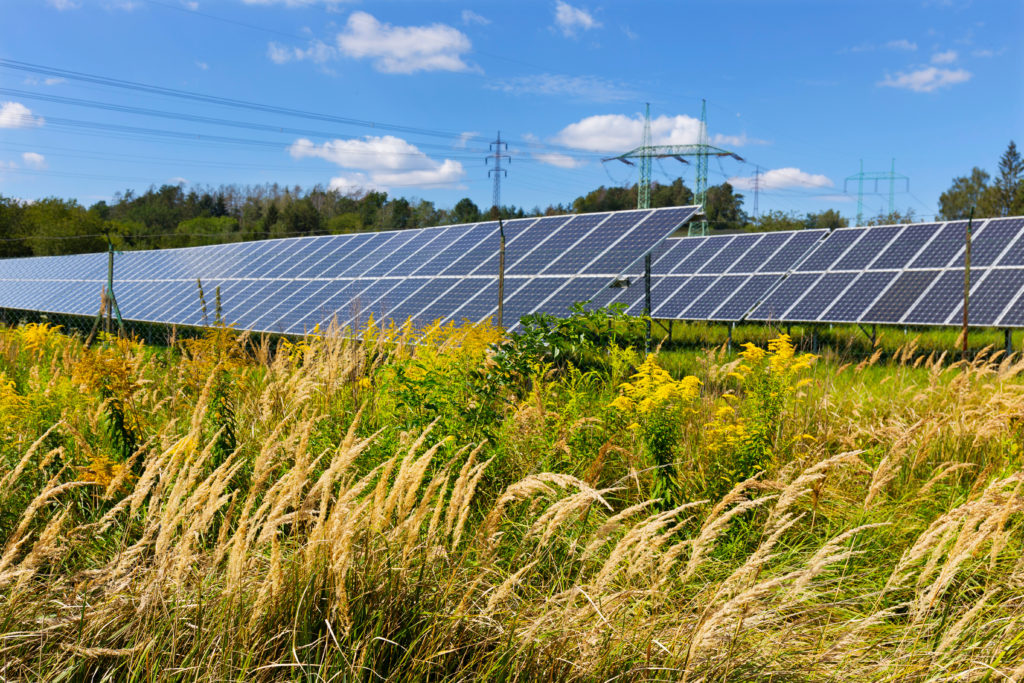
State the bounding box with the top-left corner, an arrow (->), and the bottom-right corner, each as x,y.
1,141 -> 1020,258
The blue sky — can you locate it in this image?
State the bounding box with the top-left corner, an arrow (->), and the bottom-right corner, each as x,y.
1,0 -> 1021,222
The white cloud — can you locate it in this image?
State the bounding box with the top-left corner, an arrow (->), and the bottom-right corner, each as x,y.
552,113 -> 704,153
486,73 -> 633,102
336,11 -> 475,74
328,173 -> 370,195
169,177 -> 189,185
268,40 -> 336,64
183,1 -> 199,8
455,131 -> 479,149
21,152 -> 46,169
879,66 -> 971,92
196,61 -> 209,70
47,0 -> 79,9
554,1 -> 600,37
23,77 -> 67,86
104,0 -> 140,9
289,135 -> 465,189
0,102 -> 45,129
729,168 -> 834,191
972,48 -> 996,57
462,9 -> 490,26
535,153 -> 585,169
243,0 -> 348,6
844,39 -> 917,53
884,39 -> 918,51
931,50 -> 957,64
711,132 -> 768,147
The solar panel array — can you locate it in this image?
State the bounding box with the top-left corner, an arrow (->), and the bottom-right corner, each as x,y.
0,206 -> 698,334
6,211 -> 1024,332
587,228 -> 827,321
748,217 -> 1024,327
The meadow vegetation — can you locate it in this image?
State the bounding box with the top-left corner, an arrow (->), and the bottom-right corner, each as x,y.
1,313 -> 1024,681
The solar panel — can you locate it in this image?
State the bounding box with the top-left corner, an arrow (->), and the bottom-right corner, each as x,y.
869,223 -> 941,270
760,230 -> 827,272
948,269 -> 1024,326
909,220 -> 975,268
712,274 -> 780,321
728,232 -> 792,273
860,270 -> 939,324
819,271 -> 898,322
784,272 -> 858,322
903,270 -> 965,324
833,226 -> 901,270
682,275 -> 750,319
991,218 -> 1024,265
652,276 -> 717,318
797,229 -> 865,272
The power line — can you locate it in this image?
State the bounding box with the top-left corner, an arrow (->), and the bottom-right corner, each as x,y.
0,59 -> 604,158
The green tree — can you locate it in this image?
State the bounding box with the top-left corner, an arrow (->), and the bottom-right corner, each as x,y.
805,209 -> 848,230
0,196 -> 29,258
939,167 -> 990,220
994,140 -> 1024,216
452,197 -> 481,224
705,182 -> 746,231
751,210 -> 805,232
175,216 -> 240,247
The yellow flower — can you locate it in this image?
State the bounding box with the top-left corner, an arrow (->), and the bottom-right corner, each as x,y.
358,377 -> 372,390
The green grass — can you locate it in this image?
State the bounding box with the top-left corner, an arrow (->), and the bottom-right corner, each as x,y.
1,320 -> 1023,681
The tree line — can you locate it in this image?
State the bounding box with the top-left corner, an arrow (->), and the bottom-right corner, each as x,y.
1,141 -> 1020,258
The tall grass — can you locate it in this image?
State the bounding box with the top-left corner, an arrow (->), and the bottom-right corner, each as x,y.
1,320 -> 1023,681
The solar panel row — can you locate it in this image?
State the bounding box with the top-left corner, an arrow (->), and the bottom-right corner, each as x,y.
0,206 -> 699,334
748,217 -> 1024,327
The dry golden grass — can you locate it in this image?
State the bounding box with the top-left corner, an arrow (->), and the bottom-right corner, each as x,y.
0,321 -> 1022,680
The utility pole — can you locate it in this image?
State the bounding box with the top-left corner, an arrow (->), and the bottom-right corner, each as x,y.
962,207 -> 973,362
844,159 -> 909,225
604,100 -> 742,236
487,132 -> 511,329
752,164 -> 761,221
487,131 -> 511,210
87,234 -> 125,346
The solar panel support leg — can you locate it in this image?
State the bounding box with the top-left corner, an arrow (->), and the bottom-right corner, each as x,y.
644,253 -> 652,354
786,323 -> 791,338
872,325 -> 877,347
1005,328 -> 1013,357
727,322 -> 734,352
811,326 -> 818,354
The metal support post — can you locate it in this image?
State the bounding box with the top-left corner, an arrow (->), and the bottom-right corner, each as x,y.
727,322 -> 734,352
644,252 -> 652,354
497,215 -> 506,329
963,208 -> 973,362
871,324 -> 877,347
1005,328 -> 1013,356
811,326 -> 818,354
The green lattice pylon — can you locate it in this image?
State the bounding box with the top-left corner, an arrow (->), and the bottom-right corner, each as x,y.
605,100 -> 742,236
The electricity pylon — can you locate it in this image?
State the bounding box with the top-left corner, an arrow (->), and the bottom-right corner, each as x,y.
844,159 -> 909,225
604,100 -> 743,236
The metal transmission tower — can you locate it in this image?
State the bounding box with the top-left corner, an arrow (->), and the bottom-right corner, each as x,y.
752,164 -> 761,221
638,103 -> 653,210
486,131 -> 511,210
604,100 -> 742,236
844,159 -> 910,225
